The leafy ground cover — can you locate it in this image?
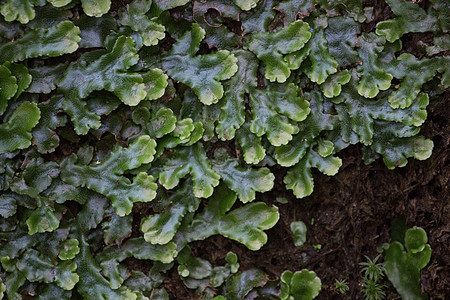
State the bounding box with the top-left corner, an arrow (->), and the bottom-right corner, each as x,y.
0,0 -> 449,299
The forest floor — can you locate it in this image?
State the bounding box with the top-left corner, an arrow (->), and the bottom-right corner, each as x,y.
163,0 -> 450,298
181,84 -> 449,300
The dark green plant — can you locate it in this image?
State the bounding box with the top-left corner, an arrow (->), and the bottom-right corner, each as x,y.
0,0 -> 447,298
359,255 -> 386,300
334,279 -> 350,295
291,221 -> 307,247
360,255 -> 385,282
383,226 -> 431,300
362,279 -> 386,300
280,269 -> 322,300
